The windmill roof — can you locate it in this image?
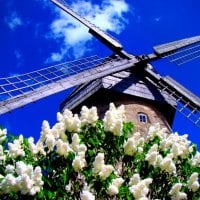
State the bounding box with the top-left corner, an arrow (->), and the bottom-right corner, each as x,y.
60,70 -> 176,111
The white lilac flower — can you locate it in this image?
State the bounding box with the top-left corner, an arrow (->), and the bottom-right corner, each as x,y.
65,180 -> 72,192
103,103 -> 125,136
0,161 -> 43,195
169,183 -> 187,200
16,161 -> 33,176
138,137 -> 145,146
129,174 -> 152,199
107,185 -> 118,196
51,122 -> 65,140
147,123 -> 168,141
28,137 -> 38,154
93,153 -> 104,174
138,147 -> 144,154
62,109 -> 81,132
56,139 -> 72,157
35,141 -> 46,156
92,153 -> 114,179
0,145 -> 5,162
80,106 -> 99,125
145,151 -> 159,167
111,177 -> 124,188
57,111 -> 64,122
107,177 -> 124,196
39,122 -> 60,153
187,172 -> 199,192
160,132 -> 191,159
0,174 -> 17,193
129,174 -> 140,186
78,144 -> 87,153
40,120 -> 51,141
8,135 -> 25,158
124,137 -> 137,156
31,166 -> 44,195
72,152 -> 87,172
57,110 -> 81,133
160,155 -> 176,174
70,133 -> 87,154
49,121 -> 67,142
45,134 -> 56,152
191,151 -> 200,166
5,164 -> 15,174
0,128 -> 7,143
124,132 -> 144,156
171,134 -> 191,159
80,190 -> 95,200
98,164 -> 114,180
145,144 -> 163,167
71,133 -> 81,152
19,174 -> 33,194
171,143 -> 180,159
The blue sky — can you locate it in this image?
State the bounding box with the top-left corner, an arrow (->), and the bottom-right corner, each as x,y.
0,0 -> 199,148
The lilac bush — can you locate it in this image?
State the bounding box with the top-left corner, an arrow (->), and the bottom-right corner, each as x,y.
0,103 -> 199,199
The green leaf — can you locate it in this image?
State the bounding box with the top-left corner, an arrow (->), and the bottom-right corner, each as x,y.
47,190 -> 54,199
38,191 -> 45,199
88,149 -> 95,157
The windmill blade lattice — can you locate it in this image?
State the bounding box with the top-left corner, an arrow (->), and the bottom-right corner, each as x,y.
144,68 -> 200,127
164,42 -> 200,65
153,35 -> 200,65
158,77 -> 200,127
0,56 -> 138,115
0,55 -> 102,100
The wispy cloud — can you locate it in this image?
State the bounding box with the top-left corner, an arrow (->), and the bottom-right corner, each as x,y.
14,50 -> 22,60
154,17 -> 161,22
14,50 -> 24,68
8,72 -> 20,77
47,0 -> 129,62
5,11 -> 23,30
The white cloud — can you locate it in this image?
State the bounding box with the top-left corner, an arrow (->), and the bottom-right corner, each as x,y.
47,0 -> 129,62
5,12 -> 23,30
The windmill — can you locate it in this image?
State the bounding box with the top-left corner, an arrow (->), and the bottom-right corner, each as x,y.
0,0 -> 200,134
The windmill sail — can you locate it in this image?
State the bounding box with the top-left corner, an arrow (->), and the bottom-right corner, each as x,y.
153,35 -> 200,65
0,56 -> 138,115
144,67 -> 200,127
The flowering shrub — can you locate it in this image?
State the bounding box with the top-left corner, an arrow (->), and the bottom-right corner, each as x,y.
0,103 -> 199,199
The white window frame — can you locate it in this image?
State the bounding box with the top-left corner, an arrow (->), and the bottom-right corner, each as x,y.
138,112 -> 148,123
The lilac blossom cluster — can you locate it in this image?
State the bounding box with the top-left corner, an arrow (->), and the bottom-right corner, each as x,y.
0,103 -> 199,199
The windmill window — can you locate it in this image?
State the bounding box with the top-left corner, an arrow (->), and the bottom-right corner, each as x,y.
138,112 -> 148,123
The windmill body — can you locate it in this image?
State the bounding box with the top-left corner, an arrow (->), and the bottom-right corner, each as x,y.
0,0 -> 200,134
60,69 -> 176,134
